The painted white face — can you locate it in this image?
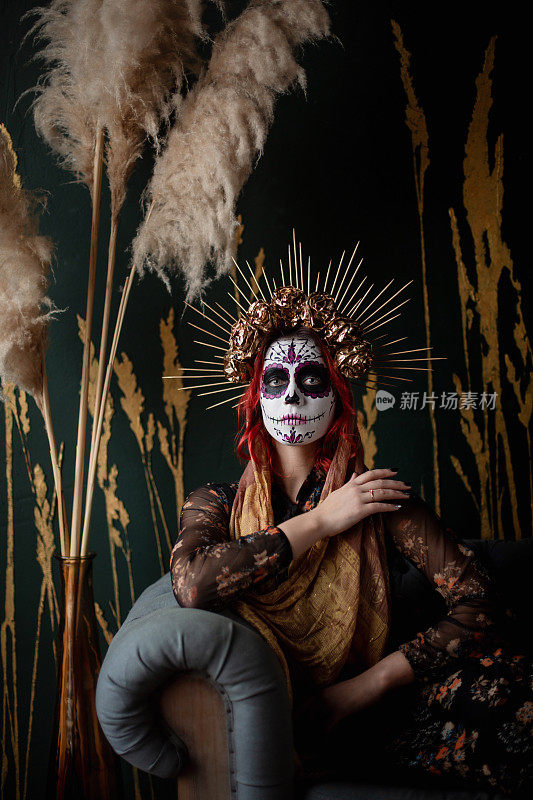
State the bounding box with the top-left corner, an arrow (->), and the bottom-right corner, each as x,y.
260,334 -> 336,446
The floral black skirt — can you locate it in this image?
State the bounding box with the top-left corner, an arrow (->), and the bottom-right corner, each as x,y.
307,635 -> 533,798
383,636 -> 533,797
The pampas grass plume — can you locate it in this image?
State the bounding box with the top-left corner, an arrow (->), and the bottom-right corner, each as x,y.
99,0 -> 204,214
29,0 -> 105,191
29,0 -> 207,210
132,0 -> 331,300
0,124 -> 55,404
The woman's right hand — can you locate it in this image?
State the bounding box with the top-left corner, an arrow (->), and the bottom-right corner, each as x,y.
312,468 -> 411,539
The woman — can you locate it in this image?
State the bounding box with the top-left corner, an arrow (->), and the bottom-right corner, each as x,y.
170,319 -> 532,797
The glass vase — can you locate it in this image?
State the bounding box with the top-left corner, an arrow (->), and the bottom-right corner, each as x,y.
46,553 -> 123,800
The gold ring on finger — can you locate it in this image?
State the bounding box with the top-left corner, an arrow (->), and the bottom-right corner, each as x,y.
370,488 -> 374,500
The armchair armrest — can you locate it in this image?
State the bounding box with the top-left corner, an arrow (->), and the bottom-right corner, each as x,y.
156,671 -> 233,800
95,572 -> 294,799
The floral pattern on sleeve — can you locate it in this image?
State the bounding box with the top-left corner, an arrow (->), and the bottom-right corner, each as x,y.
383,495 -> 500,683
169,483 -> 293,610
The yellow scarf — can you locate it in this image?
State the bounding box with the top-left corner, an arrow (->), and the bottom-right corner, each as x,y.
229,415 -> 391,708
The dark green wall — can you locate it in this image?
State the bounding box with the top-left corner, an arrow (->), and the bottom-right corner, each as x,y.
1,1 -> 530,798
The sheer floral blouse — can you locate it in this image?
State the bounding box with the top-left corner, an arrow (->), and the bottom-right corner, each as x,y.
169,465 -> 501,685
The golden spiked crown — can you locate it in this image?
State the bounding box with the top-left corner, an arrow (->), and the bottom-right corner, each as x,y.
165,232 -> 444,409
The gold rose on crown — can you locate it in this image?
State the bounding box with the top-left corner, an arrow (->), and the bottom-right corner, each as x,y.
223,287 -> 374,383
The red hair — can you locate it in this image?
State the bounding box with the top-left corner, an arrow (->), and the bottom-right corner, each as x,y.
235,328 -> 358,476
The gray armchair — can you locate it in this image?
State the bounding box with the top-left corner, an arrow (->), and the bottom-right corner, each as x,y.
95,581 -> 293,799
96,537 -> 531,800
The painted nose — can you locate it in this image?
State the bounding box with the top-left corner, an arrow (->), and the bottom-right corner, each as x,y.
284,390 -> 300,405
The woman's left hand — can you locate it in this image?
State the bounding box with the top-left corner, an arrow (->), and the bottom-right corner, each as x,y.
322,671 -> 389,733
295,651 -> 416,738
296,671 -> 386,739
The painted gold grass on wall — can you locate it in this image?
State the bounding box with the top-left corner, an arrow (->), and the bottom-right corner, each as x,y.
1,383 -> 63,800
158,307 -> 190,524
1,385 -> 18,799
357,370 -> 378,469
449,38 -> 532,540
113,308 -> 190,574
78,315 -> 135,628
393,26 -> 531,539
392,21 -> 440,513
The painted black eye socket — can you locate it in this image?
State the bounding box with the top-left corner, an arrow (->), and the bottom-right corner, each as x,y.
263,367 -> 289,390
296,366 -> 330,394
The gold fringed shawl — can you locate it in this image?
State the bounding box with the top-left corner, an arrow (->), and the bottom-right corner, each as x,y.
229,416 -> 391,708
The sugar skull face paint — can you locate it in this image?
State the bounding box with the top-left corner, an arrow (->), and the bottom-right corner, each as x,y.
260,334 -> 336,445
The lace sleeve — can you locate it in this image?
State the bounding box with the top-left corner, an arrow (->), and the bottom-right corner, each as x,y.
384,494 -> 499,683
170,483 -> 293,610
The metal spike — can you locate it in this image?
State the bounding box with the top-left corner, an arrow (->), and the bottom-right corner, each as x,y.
351,296 -> 366,316
171,367 -> 224,373
361,313 -> 402,335
360,298 -> 410,330
371,336 -> 408,347
315,271 -> 321,292
185,301 -> 231,336
330,250 -> 345,299
206,392 -> 246,410
368,370 -> 413,382
197,300 -> 233,332
350,377 -> 397,390
344,276 -> 367,316
373,364 -> 439,371
334,244 -> 359,305
288,245 -> 293,287
374,346 -> 431,355
232,257 -> 259,302
174,380 -> 241,391
226,275 -> 248,313
307,255 -> 311,296
358,280 -> 414,325
323,259 -> 332,294
198,384 -> 248,397
246,260 -> 266,302
292,229 -> 298,287
363,370 -> 406,384
261,263 -> 274,299
226,290 -> 248,316
299,242 -> 304,294
169,369 -> 224,379
215,301 -> 237,324
349,282 -> 374,318
173,374 -> 229,379
337,255 -> 364,311
193,339 -> 228,352
374,356 -> 446,363
354,279 -> 394,324
280,258 -> 286,287
187,321 -> 229,345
